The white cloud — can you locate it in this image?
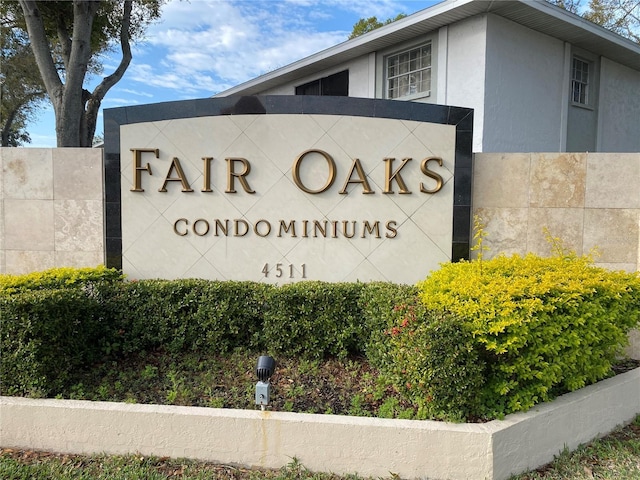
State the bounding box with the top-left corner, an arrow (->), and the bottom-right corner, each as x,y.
103,97 -> 141,106
121,0 -> 438,99
118,88 -> 154,98
25,0 -> 438,147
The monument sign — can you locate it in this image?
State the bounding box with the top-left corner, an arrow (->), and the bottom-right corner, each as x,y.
103,96 -> 472,283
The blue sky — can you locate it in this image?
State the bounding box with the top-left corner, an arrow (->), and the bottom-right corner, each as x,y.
27,0 -> 440,147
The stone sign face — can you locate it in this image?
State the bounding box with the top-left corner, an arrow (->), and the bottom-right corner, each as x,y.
104,96 -> 472,283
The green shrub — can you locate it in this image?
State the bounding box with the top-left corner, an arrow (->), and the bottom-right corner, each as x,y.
4,261 -> 636,423
101,279 -> 206,355
262,282 -> 365,358
417,253 -> 640,419
101,279 -> 273,356
358,282 -> 420,361
189,280 -> 272,353
0,267 -> 125,395
0,288 -> 104,396
362,287 -> 485,422
0,265 -> 123,294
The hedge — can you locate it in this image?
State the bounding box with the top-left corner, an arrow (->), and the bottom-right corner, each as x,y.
414,253 -> 640,419
1,260 -> 638,422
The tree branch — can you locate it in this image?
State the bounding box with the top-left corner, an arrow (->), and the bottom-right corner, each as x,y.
52,6 -> 72,72
17,1 -> 63,104
91,1 -> 133,103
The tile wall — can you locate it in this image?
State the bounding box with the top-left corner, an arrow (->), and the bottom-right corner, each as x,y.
0,148 -> 104,274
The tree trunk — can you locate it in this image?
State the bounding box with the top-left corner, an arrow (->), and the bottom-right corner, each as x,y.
19,0 -> 136,147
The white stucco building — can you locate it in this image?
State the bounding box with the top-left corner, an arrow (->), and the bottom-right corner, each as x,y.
218,0 -> 640,153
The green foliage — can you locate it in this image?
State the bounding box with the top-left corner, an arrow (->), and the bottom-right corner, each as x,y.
0,20 -> 46,147
100,279 -> 272,356
0,265 -> 123,293
349,14 -> 407,39
358,282 -> 420,362
0,266 -> 124,395
262,282 -> 365,358
417,253 -> 640,419
0,288 -> 104,396
2,263 -> 638,423
6,1 -> 164,146
367,295 -> 485,422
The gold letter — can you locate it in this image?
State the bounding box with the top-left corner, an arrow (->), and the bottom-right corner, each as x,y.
313,220 -> 328,238
383,158 -> 412,194
215,219 -> 229,236
234,219 -> 249,236
193,219 -> 210,236
130,148 -> 158,192
226,158 -> 255,193
254,219 -> 272,237
173,218 -> 188,236
342,220 -> 357,239
340,158 -> 374,194
385,220 -> 398,238
159,157 -> 194,192
362,221 -> 381,238
420,157 -> 444,194
292,149 -> 336,194
278,220 -> 297,238
202,157 -> 213,192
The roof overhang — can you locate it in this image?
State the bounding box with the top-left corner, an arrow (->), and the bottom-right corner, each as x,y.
216,0 -> 640,97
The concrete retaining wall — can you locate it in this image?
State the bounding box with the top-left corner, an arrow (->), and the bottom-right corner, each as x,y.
1,368 -> 638,480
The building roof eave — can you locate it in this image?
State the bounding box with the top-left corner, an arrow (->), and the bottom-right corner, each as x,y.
215,0 -> 640,97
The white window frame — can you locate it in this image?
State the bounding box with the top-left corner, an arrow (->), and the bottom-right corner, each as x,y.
385,43 -> 432,100
571,57 -> 590,106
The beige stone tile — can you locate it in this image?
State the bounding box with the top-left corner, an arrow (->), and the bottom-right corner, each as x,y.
472,153 -> 530,208
54,200 -> 104,251
243,115 -> 326,174
2,148 -> 53,199
326,116 -> 414,162
585,153 -> 640,209
4,199 -> 55,250
411,122 -> 456,169
124,215 -> 204,280
626,329 -> 640,360
364,219 -> 450,282
472,207 -> 528,258
0,148 -> 4,199
583,209 -> 639,263
55,250 -> 105,268
5,250 -> 55,274
526,208 -> 584,257
53,148 -> 103,200
159,117 -> 242,162
0,198 -> 4,252
594,262 -> 638,273
0,198 -> 4,272
529,153 -> 586,208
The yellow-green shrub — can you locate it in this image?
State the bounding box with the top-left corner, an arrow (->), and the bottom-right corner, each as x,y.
417,253 -> 640,418
0,265 -> 123,294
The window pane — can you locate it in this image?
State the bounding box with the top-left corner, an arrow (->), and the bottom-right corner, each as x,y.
571,57 -> 589,104
419,71 -> 431,93
386,42 -> 432,98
